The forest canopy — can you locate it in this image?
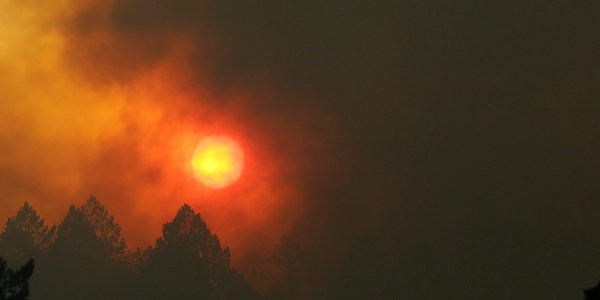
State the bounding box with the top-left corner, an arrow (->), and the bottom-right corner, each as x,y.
0,197 -> 257,300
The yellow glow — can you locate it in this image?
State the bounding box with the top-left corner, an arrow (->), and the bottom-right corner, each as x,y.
0,0 -> 125,193
192,136 -> 244,188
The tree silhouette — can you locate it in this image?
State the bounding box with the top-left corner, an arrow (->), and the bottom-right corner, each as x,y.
123,245 -> 152,272
0,258 -> 35,300
80,196 -> 127,261
34,205 -> 114,300
584,282 -> 600,300
256,236 -> 308,300
0,203 -> 55,268
1,200 -> 261,300
136,204 -> 257,300
158,204 -> 230,278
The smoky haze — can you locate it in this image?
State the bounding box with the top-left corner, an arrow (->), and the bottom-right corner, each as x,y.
1,0 -> 600,299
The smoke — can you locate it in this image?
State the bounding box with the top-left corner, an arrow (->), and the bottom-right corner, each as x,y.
0,0 -> 344,272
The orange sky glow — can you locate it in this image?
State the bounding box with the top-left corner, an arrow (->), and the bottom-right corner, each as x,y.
0,0 -> 325,270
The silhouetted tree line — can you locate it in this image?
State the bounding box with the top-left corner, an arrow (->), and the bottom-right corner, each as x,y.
0,196 -> 413,300
0,197 -> 257,300
5,197 -> 600,299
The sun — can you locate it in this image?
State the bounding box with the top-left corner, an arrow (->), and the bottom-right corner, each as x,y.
192,136 -> 244,188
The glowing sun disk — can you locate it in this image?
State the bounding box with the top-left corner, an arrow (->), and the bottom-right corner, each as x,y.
192,136 -> 244,188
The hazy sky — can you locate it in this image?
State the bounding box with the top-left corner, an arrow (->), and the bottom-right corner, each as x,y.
1,1 -> 599,299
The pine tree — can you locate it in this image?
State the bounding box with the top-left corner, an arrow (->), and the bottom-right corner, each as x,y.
256,236 -> 308,300
0,257 -> 35,300
138,204 -> 257,300
80,196 -> 127,260
35,205 -> 113,300
0,203 -> 55,268
157,204 -> 230,276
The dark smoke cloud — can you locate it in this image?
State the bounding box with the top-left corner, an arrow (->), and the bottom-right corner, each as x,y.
2,1 -> 600,299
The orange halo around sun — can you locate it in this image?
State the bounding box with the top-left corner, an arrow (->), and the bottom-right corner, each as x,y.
191,135 -> 244,188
